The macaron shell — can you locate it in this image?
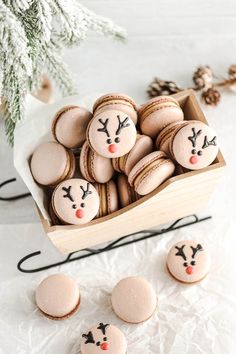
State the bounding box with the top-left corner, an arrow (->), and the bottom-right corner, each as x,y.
117,174 -> 138,208
80,141 -> 114,183
52,178 -> 99,225
128,151 -> 175,195
30,142 -> 72,186
156,121 -> 187,155
106,180 -> 119,214
111,276 -> 157,323
87,110 -> 137,158
35,274 -> 80,318
81,324 -> 127,354
124,134 -> 153,175
171,121 -> 218,170
167,240 -> 211,283
140,105 -> 184,138
52,106 -> 92,148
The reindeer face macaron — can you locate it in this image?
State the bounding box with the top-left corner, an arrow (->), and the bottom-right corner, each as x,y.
167,240 -> 211,283
87,110 -> 137,158
51,178 -> 99,225
170,121 -> 218,170
81,323 -> 127,354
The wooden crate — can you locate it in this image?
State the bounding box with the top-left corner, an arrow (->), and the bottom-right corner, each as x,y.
37,90 -> 226,254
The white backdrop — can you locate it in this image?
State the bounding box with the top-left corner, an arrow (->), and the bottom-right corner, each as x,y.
1,1 -> 236,353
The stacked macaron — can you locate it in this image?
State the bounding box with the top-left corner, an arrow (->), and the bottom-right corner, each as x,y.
30,93 -> 219,226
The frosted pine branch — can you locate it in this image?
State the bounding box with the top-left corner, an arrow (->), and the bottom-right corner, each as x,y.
0,0 -> 126,144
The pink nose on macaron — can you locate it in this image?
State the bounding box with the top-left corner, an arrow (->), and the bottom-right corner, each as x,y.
108,144 -> 117,153
186,266 -> 193,275
100,342 -> 109,350
75,209 -> 84,219
189,155 -> 198,164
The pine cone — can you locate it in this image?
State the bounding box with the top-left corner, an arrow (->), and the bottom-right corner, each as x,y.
147,78 -> 182,98
228,64 -> 236,79
201,88 -> 221,106
193,66 -> 213,90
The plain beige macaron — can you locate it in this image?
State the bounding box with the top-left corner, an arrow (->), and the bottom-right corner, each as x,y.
30,141 -> 75,186
35,273 -> 80,320
52,105 -> 92,149
111,276 -> 157,323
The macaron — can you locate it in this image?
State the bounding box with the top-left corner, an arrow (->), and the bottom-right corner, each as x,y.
93,93 -> 138,124
30,141 -> 75,186
87,109 -> 137,158
51,178 -> 99,225
167,240 -> 211,283
81,323 -> 127,354
155,121 -> 186,155
117,174 -> 139,208
111,276 -> 157,323
112,134 -> 153,176
94,180 -> 119,218
80,140 -> 114,183
52,105 -> 92,149
128,151 -> 175,195
139,96 -> 184,138
35,273 -> 80,320
169,120 -> 219,170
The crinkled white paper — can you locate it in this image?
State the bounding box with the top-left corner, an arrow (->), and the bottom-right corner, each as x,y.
13,94 -> 101,220
0,216 -> 236,354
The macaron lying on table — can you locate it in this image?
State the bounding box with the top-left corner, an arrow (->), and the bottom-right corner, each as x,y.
35,274 -> 80,320
81,323 -> 127,354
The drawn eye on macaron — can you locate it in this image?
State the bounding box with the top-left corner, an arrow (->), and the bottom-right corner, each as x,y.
97,115 -> 130,154
175,243 -> 203,275
188,128 -> 217,165
82,323 -> 110,351
62,182 -> 92,219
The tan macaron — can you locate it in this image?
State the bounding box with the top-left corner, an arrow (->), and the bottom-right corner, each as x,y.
155,121 -> 187,156
111,276 -> 157,323
52,105 -> 92,149
80,140 -> 114,183
139,96 -> 184,138
117,174 -> 139,208
128,151 -> 175,195
94,180 -> 119,218
112,134 -> 153,176
35,274 -> 80,320
93,93 -> 138,124
30,141 -> 75,187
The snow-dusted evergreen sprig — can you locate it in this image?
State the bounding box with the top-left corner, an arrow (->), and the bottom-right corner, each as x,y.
0,0 -> 126,145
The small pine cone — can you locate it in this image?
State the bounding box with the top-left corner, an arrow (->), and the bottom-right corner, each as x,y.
147,78 -> 182,98
201,88 -> 221,106
193,66 -> 213,90
228,64 -> 236,79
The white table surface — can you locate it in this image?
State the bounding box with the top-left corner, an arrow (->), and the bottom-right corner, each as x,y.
1,1 -> 236,353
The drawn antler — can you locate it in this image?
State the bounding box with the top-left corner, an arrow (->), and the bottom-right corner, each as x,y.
97,118 -> 110,137
188,128 -> 202,147
62,186 -> 74,202
116,115 -> 130,135
190,244 -> 203,258
97,323 -> 109,335
202,136 -> 217,149
175,245 -> 187,261
82,331 -> 95,344
80,183 -> 92,200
